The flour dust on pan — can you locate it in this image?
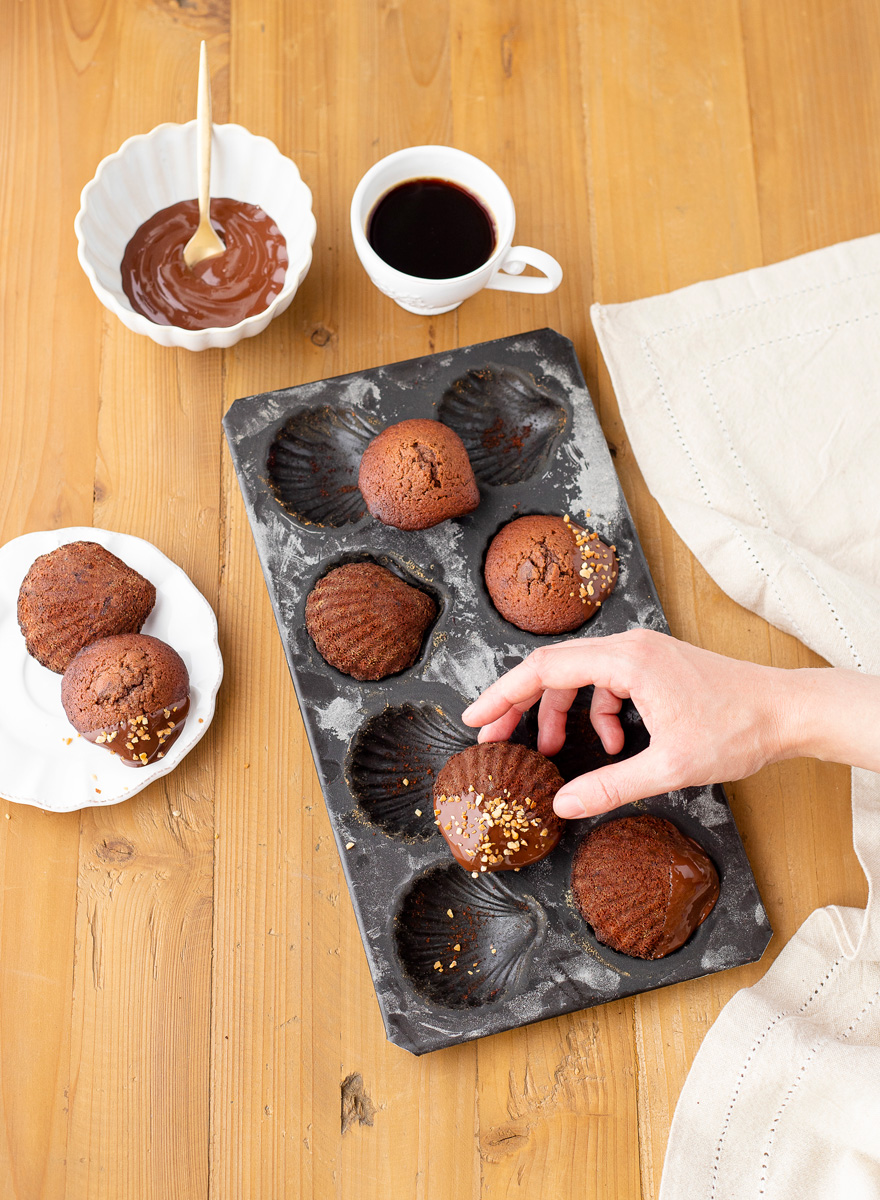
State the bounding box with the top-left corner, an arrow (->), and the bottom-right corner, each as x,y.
223,327 -> 773,1055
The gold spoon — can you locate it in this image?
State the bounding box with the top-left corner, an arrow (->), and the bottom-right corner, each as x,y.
183,41 -> 226,270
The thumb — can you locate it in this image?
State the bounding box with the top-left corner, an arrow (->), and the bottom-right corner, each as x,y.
553,749 -> 667,818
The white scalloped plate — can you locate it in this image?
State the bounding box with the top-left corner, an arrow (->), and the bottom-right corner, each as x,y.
0,528 -> 223,811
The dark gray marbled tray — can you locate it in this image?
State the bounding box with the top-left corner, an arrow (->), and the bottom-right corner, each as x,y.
222,327 -> 772,1055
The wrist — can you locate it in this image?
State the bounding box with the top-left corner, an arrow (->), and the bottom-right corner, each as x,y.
768,666 -> 880,771
766,667 -> 823,761
753,664 -> 813,763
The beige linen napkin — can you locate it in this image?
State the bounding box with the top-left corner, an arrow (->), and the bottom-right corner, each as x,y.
592,233 -> 880,1199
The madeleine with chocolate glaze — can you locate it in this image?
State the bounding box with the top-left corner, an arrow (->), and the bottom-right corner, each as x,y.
433,741 -> 565,873
571,815 -> 719,959
358,418 -> 480,530
305,561 -> 436,680
61,633 -> 190,768
18,541 -> 156,673
484,514 -> 618,635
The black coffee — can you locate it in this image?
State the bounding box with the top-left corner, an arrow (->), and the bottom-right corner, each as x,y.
367,178 -> 496,279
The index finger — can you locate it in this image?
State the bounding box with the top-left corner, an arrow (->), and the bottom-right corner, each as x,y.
461,635 -> 634,728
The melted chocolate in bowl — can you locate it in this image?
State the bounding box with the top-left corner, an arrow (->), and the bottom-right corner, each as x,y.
121,198 -> 288,330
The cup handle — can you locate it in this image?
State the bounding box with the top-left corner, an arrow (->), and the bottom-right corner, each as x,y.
485,245 -> 563,294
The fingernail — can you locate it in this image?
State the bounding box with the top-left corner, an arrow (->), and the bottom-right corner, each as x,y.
461,704 -> 475,721
554,792 -> 587,819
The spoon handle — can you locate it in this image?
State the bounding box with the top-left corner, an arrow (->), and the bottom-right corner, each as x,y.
196,40 -> 213,225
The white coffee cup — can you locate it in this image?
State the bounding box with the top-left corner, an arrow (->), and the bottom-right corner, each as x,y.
350,145 -> 563,315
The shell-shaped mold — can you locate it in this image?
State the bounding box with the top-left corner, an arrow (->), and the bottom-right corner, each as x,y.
267,404 -> 376,527
438,365 -> 567,485
347,703 -> 473,839
395,863 -> 548,1007
548,705 -> 614,782
525,692 -> 650,783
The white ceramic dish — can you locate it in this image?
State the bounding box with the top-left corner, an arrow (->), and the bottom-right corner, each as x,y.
75,121 -> 316,350
0,528 -> 223,811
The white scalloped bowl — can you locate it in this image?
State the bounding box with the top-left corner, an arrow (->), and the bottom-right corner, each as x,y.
75,122 -> 316,350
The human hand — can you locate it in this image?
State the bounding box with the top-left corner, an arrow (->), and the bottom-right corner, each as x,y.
461,629 -> 793,818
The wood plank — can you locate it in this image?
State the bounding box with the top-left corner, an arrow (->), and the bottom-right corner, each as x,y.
213,4 -> 477,1198
57,9 -> 228,1198
449,2 -> 640,1196
0,1 -> 111,1196
740,0 -> 880,261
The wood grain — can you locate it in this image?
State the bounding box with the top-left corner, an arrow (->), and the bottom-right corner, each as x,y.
1,1 -> 876,1197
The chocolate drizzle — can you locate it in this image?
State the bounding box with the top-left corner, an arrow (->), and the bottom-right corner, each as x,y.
82,695 -> 190,768
121,198 -> 288,330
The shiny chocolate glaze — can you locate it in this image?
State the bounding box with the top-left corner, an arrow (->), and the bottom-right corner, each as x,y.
433,744 -> 564,874
82,696 -> 190,768
654,832 -> 720,956
433,776 -> 563,873
565,518 -> 619,616
121,198 -> 288,330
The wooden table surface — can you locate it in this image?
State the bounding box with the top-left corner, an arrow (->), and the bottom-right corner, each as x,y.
2,2 -> 877,1197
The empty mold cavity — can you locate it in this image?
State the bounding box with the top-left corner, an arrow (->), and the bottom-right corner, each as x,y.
347,702 -> 472,839
395,863 -> 547,1008
524,692 -> 649,784
438,365 -> 567,485
266,404 -> 376,526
